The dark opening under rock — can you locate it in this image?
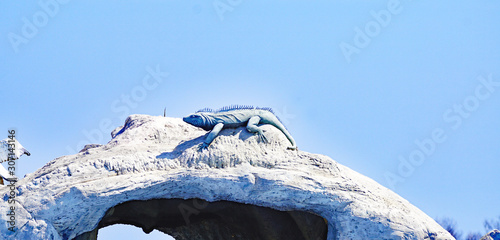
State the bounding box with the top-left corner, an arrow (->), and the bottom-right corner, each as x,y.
76,198 -> 328,240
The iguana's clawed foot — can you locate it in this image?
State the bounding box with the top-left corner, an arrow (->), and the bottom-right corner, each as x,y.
198,142 -> 209,151
257,131 -> 268,144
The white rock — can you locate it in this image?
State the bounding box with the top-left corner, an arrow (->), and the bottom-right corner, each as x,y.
0,138 -> 30,163
481,230 -> 500,240
0,138 -> 30,180
0,114 -> 454,239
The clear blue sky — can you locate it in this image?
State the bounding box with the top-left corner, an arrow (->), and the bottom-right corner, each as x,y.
1,1 -> 499,238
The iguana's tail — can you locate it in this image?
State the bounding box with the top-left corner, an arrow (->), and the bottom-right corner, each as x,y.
270,118 -> 297,150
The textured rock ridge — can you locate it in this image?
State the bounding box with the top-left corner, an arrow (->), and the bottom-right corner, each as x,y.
481,230 -> 500,240
0,114 -> 454,239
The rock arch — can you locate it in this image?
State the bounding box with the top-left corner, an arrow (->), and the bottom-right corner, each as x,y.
1,115 -> 454,239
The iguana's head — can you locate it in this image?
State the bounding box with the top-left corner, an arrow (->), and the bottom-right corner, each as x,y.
183,113 -> 213,131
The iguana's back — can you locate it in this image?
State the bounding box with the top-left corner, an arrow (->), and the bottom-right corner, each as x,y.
205,108 -> 278,128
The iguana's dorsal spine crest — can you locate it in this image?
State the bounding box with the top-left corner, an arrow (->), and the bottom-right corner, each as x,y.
195,105 -> 284,128
196,105 -> 275,114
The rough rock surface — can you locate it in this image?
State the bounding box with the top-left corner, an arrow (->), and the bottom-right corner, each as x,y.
481,230 -> 500,240
0,114 -> 454,240
78,144 -> 103,153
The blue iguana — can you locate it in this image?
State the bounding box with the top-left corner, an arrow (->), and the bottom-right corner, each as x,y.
183,106 -> 297,150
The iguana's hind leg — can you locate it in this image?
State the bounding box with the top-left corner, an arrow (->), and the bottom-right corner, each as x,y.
247,116 -> 268,143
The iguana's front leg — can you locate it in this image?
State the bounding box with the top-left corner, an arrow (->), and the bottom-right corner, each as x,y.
200,122 -> 224,150
246,116 -> 268,143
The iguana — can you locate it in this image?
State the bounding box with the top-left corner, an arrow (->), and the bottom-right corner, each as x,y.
182,105 -> 297,150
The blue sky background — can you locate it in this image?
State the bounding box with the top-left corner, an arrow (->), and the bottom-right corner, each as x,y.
1,1 -> 499,239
